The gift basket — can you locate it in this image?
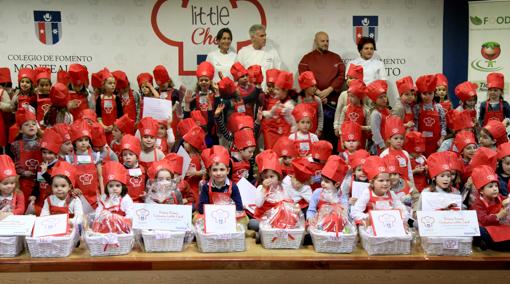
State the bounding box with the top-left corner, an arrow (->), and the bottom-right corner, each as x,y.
84,210 -> 134,257
195,221 -> 246,253
145,179 -> 182,205
359,226 -> 412,255
0,236 -> 24,257
26,225 -> 79,258
420,236 -> 473,256
308,202 -> 357,254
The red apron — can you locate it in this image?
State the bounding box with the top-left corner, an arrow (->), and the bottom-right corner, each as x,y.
120,90 -> 137,122
47,196 -> 75,218
126,166 -> 146,203
111,141 -> 121,158
293,132 -> 312,157
418,104 -> 441,156
17,93 -> 34,110
410,156 -> 428,192
467,109 -> 477,123
339,103 -> 367,150
483,100 -> 505,126
402,103 -> 414,126
100,197 -> 126,216
35,172 -> 52,216
101,95 -> 117,143
36,94 -> 52,124
69,91 -> 89,118
261,97 -> 291,149
186,155 -> 202,207
0,90 -> 5,147
388,148 -> 411,181
155,137 -> 169,154
231,158 -> 250,184
440,101 -> 452,113
19,140 -> 42,204
73,150 -> 99,208
365,190 -> 393,212
238,85 -> 255,117
233,99 -> 247,114
300,99 -> 319,133
195,92 -> 214,124
481,196 -> 510,242
139,149 -> 159,170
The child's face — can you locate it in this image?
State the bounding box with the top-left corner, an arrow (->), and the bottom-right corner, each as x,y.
389,173 -> 400,186
465,97 -> 477,108
320,176 -> 337,190
210,163 -> 229,185
52,176 -> 71,199
281,156 -> 293,166
481,181 -> 499,199
0,177 -> 16,196
122,150 -> 138,167
103,77 -> 116,94
372,173 -> 390,195
266,83 -> 275,95
401,91 -> 416,105
42,149 -> 57,163
107,180 -> 123,196
21,120 -> 37,137
262,169 -> 280,186
156,169 -> 174,182
354,166 -> 368,181
19,78 -> 32,92
157,124 -> 167,137
435,171 -> 451,189
60,140 -> 74,155
488,88 -> 502,101
240,146 -> 256,161
291,176 -> 304,189
37,79 -> 51,95
141,85 -> 151,96
238,74 -> 249,86
389,134 -> 404,149
75,137 -> 90,152
501,156 -> 510,175
349,93 -> 361,105
450,171 -> 458,183
461,144 -> 477,160
375,94 -> 388,107
421,92 -> 434,103
274,87 -> 287,100
305,85 -> 317,96
435,85 -> 447,99
142,135 -> 156,149
344,140 -> 359,152
159,82 -> 170,91
112,127 -> 122,141
297,117 -> 312,133
198,76 -> 211,91
479,130 -> 495,148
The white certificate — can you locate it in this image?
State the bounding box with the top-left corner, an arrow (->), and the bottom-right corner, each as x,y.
204,204 -> 237,234
237,177 -> 258,214
142,97 -> 172,121
421,192 -> 462,211
351,181 -> 369,199
0,215 -> 36,236
177,146 -> 192,180
369,210 -> 407,237
32,214 -> 69,237
132,203 -> 192,231
417,210 -> 480,237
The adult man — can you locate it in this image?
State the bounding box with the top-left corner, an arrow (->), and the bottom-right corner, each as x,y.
298,32 -> 345,150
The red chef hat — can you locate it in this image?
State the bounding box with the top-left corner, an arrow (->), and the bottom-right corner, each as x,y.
137,73 -> 154,88
349,149 -> 370,169
53,123 -> 71,142
298,71 -> 317,90
247,65 -> 263,85
90,122 -> 107,148
0,155 -> 16,181
404,131 -> 426,154
17,68 -> 35,83
382,154 -> 399,174
256,150 -> 282,176
445,151 -> 464,175
435,74 -> 448,87
114,114 -> 134,135
51,161 -> 77,187
164,153 -> 184,175
427,152 -> 452,178
273,136 -> 299,158
218,77 -> 237,96
471,165 -> 499,191
103,161 -> 128,186
196,61 -> 214,80
234,128 -> 256,150
81,109 -> 97,123
341,121 -> 362,143
112,70 -> 129,91
396,76 -> 416,95
366,80 -> 388,102
347,79 -> 366,99
415,74 -> 437,93
362,156 -> 388,180
497,142 -> 510,160
291,157 -> 314,183
50,82 -> 69,107
183,126 -> 206,151
484,120 -> 508,145
0,68 -> 12,84
470,147 -> 498,172
292,103 -> 316,123
190,110 -> 207,127
346,64 -> 363,80
98,68 -> 113,83
147,159 -> 172,180
68,64 -> 88,87
266,69 -> 280,84
56,70 -> 70,86
454,81 -> 478,102
120,134 -> 141,158
35,67 -> 51,83
321,156 -> 349,183
384,115 -> 405,140
311,140 -> 333,161
153,65 -> 171,86
15,108 -> 36,127
138,117 -> 159,137
487,72 -> 504,90
202,145 -> 230,169
230,62 -> 248,81
40,128 -> 63,154
90,71 -> 102,89
228,113 -> 254,133
454,130 -> 476,153
177,118 -> 198,136
447,110 -> 474,131
275,71 -> 293,90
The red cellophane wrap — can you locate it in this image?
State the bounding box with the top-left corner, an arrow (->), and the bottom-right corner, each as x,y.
262,187 -> 304,229
308,189 -> 349,236
91,210 -> 132,234
147,180 -> 180,204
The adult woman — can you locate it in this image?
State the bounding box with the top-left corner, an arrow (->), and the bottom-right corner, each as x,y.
206,28 -> 237,82
347,37 -> 386,84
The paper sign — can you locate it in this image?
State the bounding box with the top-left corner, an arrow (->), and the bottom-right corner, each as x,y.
421,192 -> 462,211
417,210 -> 480,237
132,203 -> 192,231
237,177 -> 258,214
369,210 -> 406,237
80,195 -> 95,215
204,204 -> 236,234
0,215 -> 36,236
351,181 -> 369,199
32,214 -> 68,237
142,97 -> 172,121
177,146 -> 192,180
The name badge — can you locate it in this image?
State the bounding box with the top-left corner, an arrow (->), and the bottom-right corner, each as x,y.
236,105 -> 246,113
396,156 -> 407,167
155,138 -> 162,147
299,142 -> 310,151
77,155 -> 92,164
374,200 -> 392,210
128,168 -> 142,177
104,100 -> 113,108
199,96 -> 208,105
415,157 -> 425,164
422,131 -> 433,138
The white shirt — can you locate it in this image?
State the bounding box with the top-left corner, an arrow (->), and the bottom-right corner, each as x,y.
95,194 -> 134,219
237,44 -> 282,83
40,195 -> 84,226
350,189 -> 406,222
347,56 -> 386,84
206,49 -> 237,82
282,175 -> 312,204
288,131 -> 319,143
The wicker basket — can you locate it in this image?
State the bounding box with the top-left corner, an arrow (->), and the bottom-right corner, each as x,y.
85,231 -> 134,256
309,225 -> 358,253
196,224 -> 245,253
26,227 -> 78,258
260,225 -> 305,249
0,236 -> 24,257
421,236 -> 473,256
140,230 -> 194,252
359,226 -> 412,255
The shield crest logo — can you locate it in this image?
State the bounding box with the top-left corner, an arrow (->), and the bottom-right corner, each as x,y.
34,11 -> 62,45
353,16 -> 378,44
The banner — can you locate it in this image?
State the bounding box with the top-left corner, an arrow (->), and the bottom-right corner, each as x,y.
0,0 -> 443,104
468,0 -> 510,103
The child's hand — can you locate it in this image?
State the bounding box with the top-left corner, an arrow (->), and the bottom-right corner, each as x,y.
23,171 -> 35,177
182,198 -> 188,204
503,198 -> 510,207
413,165 -> 425,174
497,207 -> 509,220
184,90 -> 194,104
256,106 -> 263,123
28,196 -> 36,203
262,178 -> 273,189
186,165 -> 197,177
40,161 -> 48,174
72,188 -> 83,196
404,121 -> 415,128
214,103 -> 225,117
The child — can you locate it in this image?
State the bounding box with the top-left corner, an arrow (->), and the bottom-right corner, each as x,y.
288,103 -> 319,157
413,74 -> 447,156
138,116 -> 165,169
367,80 -> 390,154
153,65 -> 182,129
283,157 -> 314,215
350,156 -> 407,225
337,79 -> 370,149
120,134 -> 146,203
231,128 -> 256,184
12,68 -> 36,111
214,108 -> 260,150
54,123 -> 74,159
439,110 -> 475,152
340,149 -> 370,205
155,120 -> 175,154
41,161 -> 83,227
0,68 -> 11,150
182,126 -> 207,205
383,154 -> 413,210
497,142 -> 510,197
34,68 -> 52,125
112,70 -> 138,123
309,140 -> 333,190
339,121 -> 362,162
403,131 -> 428,193
95,161 -> 134,219
95,68 -> 123,144
0,155 -> 24,217
260,69 -> 282,149
10,109 -> 41,205
334,64 -> 365,129
66,119 -> 104,208
43,83 -> 73,127
380,115 -> 414,182
454,81 -> 478,125
90,122 -> 119,162
435,73 -> 451,112
136,72 -> 159,123
454,130 -> 478,165
229,62 -> 260,117
307,156 -> 349,220
111,114 -> 134,158
67,64 -> 91,118
480,120 -> 508,150
470,165 -> 510,251
297,71 -> 323,136
393,76 -> 416,128
146,159 -> 183,205
479,72 -> 510,126
272,136 -> 299,178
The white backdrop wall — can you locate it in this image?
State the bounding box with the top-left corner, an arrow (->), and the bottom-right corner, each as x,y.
0,0 -> 443,104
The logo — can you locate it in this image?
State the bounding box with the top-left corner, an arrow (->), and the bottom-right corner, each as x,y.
420,216 -> 435,228
470,16 -> 483,26
151,0 -> 267,76
3,169 -> 13,176
130,176 -> 142,187
348,112 -> 359,121
25,159 -> 40,171
423,117 -> 435,127
471,41 -> 503,72
34,11 -> 62,45
41,103 -> 51,115
353,16 -> 378,44
136,208 -> 150,221
79,173 -> 93,185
